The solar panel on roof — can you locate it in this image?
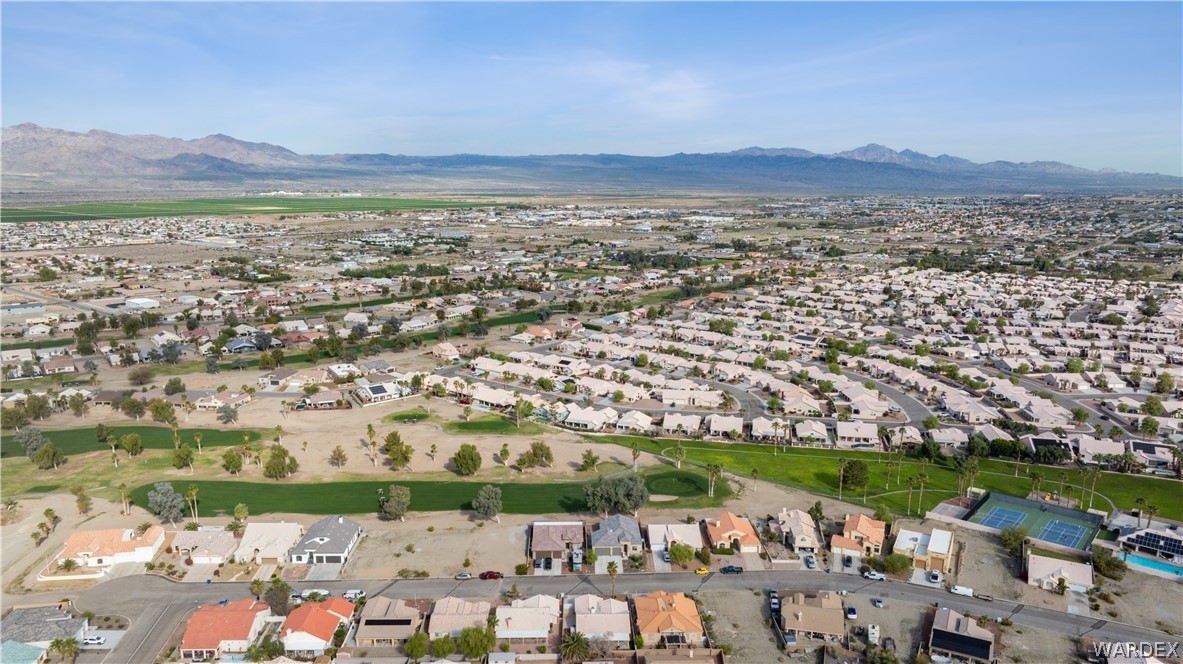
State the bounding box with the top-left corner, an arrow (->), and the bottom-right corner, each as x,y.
370,385 -> 387,395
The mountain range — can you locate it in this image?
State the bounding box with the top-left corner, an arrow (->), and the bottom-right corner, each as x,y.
3,123 -> 1180,197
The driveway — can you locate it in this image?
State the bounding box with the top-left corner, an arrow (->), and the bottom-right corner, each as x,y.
80,628 -> 126,651
909,568 -> 944,589
305,563 -> 344,581
533,558 -> 561,577
594,555 -> 624,576
105,562 -> 144,581
740,552 -> 766,572
651,553 -> 672,574
181,563 -> 220,583
836,553 -> 863,575
1066,590 -> 1091,616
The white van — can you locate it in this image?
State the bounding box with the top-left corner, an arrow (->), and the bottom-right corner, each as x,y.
949,585 -> 974,597
867,624 -> 881,646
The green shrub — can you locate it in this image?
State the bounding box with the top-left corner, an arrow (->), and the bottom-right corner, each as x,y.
515,563 -> 529,576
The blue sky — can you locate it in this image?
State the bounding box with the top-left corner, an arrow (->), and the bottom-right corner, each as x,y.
3,2 -> 1180,175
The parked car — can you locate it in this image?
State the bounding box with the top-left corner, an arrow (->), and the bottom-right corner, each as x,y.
846,606 -> 858,620
872,598 -> 884,608
769,589 -> 780,613
975,593 -> 995,602
928,570 -> 943,584
343,590 -> 366,600
803,555 -> 817,569
720,565 -> 743,574
454,572 -> 472,580
479,571 -> 503,580
82,637 -> 105,646
533,558 -> 543,569
843,555 -> 853,568
216,599 -> 230,606
662,550 -> 671,563
543,558 -> 553,570
695,567 -> 710,575
863,571 -> 887,581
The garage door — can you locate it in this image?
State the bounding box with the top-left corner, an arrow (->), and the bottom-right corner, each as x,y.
318,555 -> 343,564
913,558 -> 925,569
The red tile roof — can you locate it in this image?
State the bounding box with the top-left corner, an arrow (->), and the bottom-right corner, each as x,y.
181,600 -> 269,651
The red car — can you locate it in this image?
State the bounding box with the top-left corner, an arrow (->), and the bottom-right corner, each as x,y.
479,571 -> 503,580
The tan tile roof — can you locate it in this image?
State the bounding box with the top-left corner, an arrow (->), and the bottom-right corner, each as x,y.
634,591 -> 703,636
182,600 -> 269,651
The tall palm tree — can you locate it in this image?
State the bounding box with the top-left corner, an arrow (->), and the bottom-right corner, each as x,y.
1145,504 -> 1159,528
185,484 -> 199,524
1057,471 -> 1067,498
963,457 -> 979,494
631,441 -> 641,472
751,469 -> 759,494
915,471 -> 930,515
118,483 -> 129,515
837,458 -> 849,500
274,425 -> 285,444
606,560 -> 619,595
1135,496 -> 1148,528
1086,466 -> 1102,510
707,464 -> 723,498
1030,471 -> 1044,495
905,476 -> 918,515
194,432 -> 203,455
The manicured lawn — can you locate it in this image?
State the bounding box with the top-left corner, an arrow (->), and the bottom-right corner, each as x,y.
0,337 -> 74,351
384,408 -> 430,424
1,425 -> 264,459
589,435 -> 1183,521
1029,546 -> 1089,563
129,468 -> 722,517
444,415 -> 543,436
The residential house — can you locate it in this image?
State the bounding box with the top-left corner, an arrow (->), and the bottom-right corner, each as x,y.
928,608 -> 995,664
427,597 -> 492,639
835,421 -> 878,449
289,515 -> 363,565
530,521 -> 585,561
566,595 -> 631,647
930,427 -> 969,449
171,529 -> 239,565
771,509 -> 820,553
0,606 -> 87,649
1026,553 -> 1093,593
892,528 -> 955,574
354,597 -> 423,647
779,591 -> 845,648
55,526 -> 164,570
841,514 -> 887,556
495,594 -> 561,643
705,512 -> 760,553
0,641 -> 46,664
304,389 -> 344,409
281,598 -> 354,658
237,522 -> 304,565
706,414 -> 744,438
615,410 -> 653,433
633,591 -> 706,648
661,413 -> 702,436
179,600 -> 270,661
432,342 -> 460,362
794,420 -> 829,444
590,515 -> 643,557
646,523 -> 705,554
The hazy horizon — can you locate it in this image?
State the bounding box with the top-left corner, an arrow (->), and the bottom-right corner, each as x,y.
3,2 -> 1181,176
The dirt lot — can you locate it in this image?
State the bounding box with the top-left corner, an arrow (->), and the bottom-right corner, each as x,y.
700,590 -> 785,663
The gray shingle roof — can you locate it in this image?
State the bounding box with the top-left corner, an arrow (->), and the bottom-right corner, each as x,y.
290,515 -> 361,557
0,606 -> 86,644
589,514 -> 642,548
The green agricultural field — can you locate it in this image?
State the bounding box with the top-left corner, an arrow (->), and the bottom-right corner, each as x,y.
0,197 -> 498,223
444,415 -> 543,436
0,425 -> 264,459
130,468 -> 724,517
591,435 -> 1183,521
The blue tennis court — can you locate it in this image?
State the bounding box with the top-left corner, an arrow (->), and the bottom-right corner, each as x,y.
1037,520 -> 1089,548
977,506 -> 1028,529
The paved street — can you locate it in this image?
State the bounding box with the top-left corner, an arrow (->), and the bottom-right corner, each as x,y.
14,569 -> 1169,663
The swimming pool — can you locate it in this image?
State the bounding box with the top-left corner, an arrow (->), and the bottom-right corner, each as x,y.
1123,551 -> 1183,576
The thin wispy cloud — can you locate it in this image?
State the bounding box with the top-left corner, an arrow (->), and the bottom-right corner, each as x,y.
2,2 -> 1179,174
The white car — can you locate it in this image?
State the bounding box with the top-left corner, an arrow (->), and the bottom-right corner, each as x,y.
454,572 -> 472,580
343,589 -> 366,600
82,636 -> 106,646
863,571 -> 887,581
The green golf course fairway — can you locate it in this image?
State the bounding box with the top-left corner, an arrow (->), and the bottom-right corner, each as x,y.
131,468 -> 729,517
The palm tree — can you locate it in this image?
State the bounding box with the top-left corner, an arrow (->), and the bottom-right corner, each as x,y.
905,476 -> 918,515
963,457 -> 979,495
631,441 -> 641,472
274,425 -> 285,444
1085,466 -> 1102,510
606,560 -> 619,595
44,508 -> 57,531
367,423 -> 377,447
560,631 -> 591,663
117,483 -> 129,514
251,578 -> 264,599
429,444 -> 438,460
751,469 -> 759,494
107,436 -> 119,454
226,519 -> 245,536
1135,496 -> 1148,528
1057,471 -> 1067,499
194,432 -> 203,455
49,637 -> 81,664
185,484 -> 199,524
1030,471 -> 1044,495
707,463 -> 723,498
1144,504 -> 1159,528
884,461 -> 895,490
58,558 -> 79,572
915,471 -> 929,515
837,458 -> 849,500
